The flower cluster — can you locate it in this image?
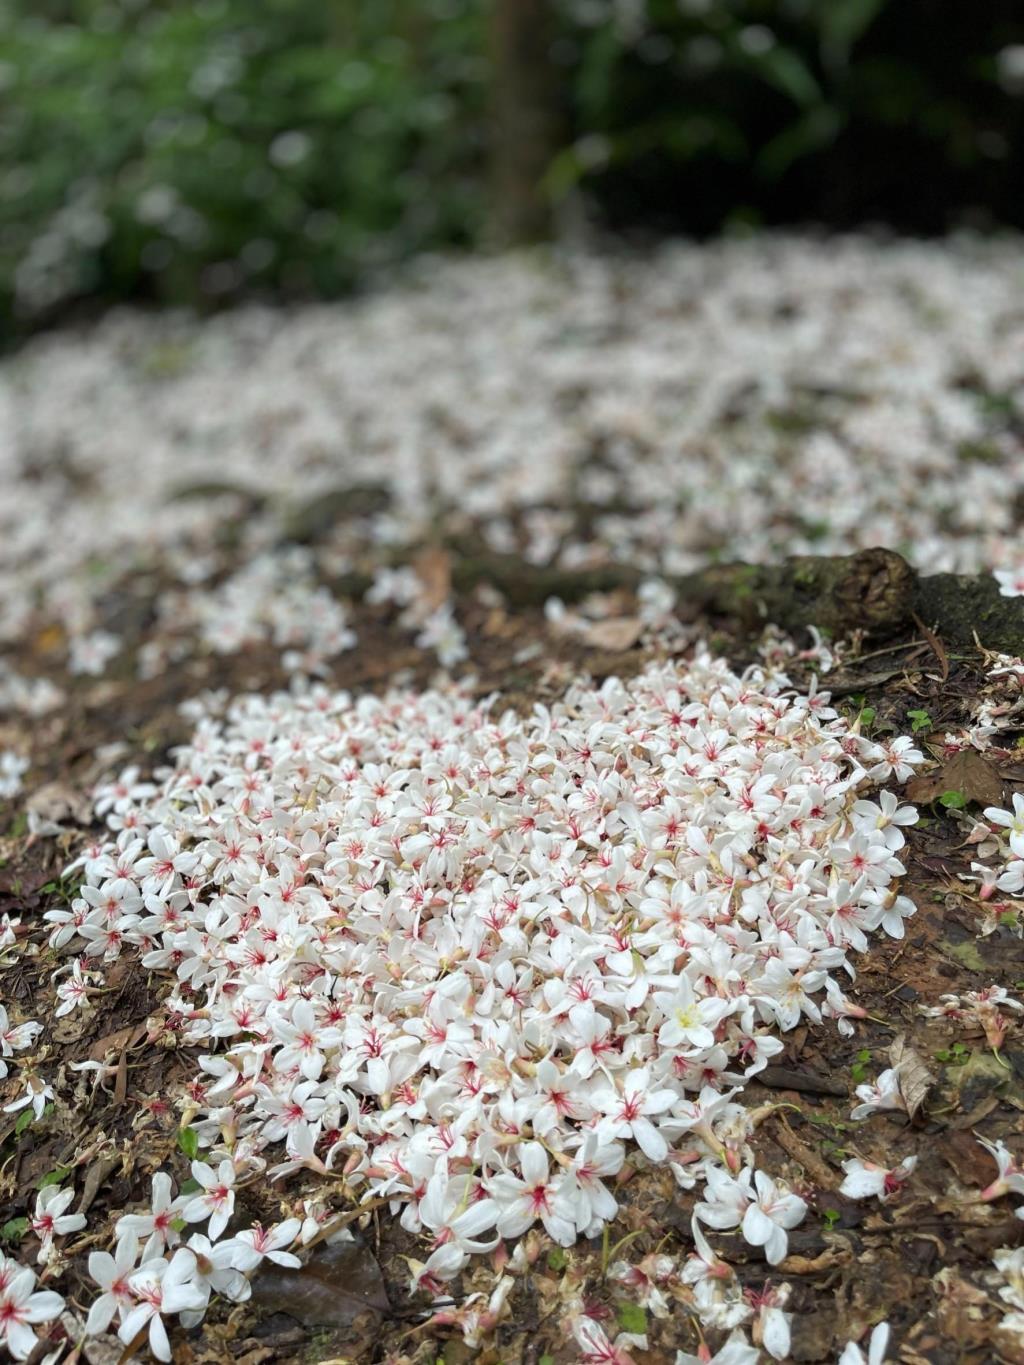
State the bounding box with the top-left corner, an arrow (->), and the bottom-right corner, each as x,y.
3,238 -> 1023,677
30,653 -> 923,1351
156,549 -> 357,674
79,1169 -> 303,1362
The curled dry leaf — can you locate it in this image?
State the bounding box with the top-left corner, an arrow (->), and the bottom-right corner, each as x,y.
582,616 -> 644,651
889,1033 -> 934,1119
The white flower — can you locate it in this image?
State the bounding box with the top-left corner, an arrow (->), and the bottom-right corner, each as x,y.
2,1075 -> 53,1122
489,1143 -> 575,1246
838,1321 -> 890,1365
181,1159 -> 238,1239
223,1219 -> 302,1273
0,1259 -> 65,1361
119,1248 -> 205,1362
179,1233 -> 251,1326
994,568 -> 1024,598
86,1230 -> 141,1334
839,1156 -> 916,1203
115,1172 -> 189,1253
0,751 -> 28,801
850,1068 -> 904,1120
740,1171 -> 806,1265
675,1329 -> 760,1364
978,1137 -> 1024,1202
0,1008 -> 41,1081
30,1184 -> 87,1263
591,1067 -> 678,1162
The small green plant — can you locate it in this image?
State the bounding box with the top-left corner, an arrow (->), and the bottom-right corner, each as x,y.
939,790 -> 968,810
547,1247 -> 568,1272
176,1125 -> 200,1159
850,1047 -> 871,1083
907,709 -> 932,733
1,1217 -> 28,1246
935,1041 -> 970,1066
617,1302 -> 647,1334
822,1207 -> 841,1230
818,1137 -> 848,1163
37,1166 -> 70,1190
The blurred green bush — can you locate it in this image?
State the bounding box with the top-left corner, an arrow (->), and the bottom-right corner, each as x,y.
1,0 -> 1022,333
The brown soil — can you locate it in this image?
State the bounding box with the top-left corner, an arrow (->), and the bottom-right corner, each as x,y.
2,571 -> 1024,1365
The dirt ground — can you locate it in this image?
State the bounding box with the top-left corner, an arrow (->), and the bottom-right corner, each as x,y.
3,570 -> 1024,1365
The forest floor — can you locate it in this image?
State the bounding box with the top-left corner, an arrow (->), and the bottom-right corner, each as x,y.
3,557 -> 1024,1365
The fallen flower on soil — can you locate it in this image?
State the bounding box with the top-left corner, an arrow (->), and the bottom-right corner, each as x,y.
4,651 -> 931,1353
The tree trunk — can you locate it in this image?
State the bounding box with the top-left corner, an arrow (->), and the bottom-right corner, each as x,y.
488,0 -> 562,245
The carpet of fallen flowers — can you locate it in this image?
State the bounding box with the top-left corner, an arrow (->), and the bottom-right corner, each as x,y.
2,235 -> 1024,1365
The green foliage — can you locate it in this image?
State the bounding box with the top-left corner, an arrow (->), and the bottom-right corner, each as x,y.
850,1047 -> 871,1083
617,1301 -> 647,1334
1,0 -> 1022,332
0,1217 -> 29,1245
0,0 -> 486,330
37,1166 -> 71,1189
14,1105 -> 42,1135
822,1207 -> 841,1229
939,790 -> 968,809
176,1125 -> 199,1159
907,709 -> 932,733
935,1040 -> 970,1065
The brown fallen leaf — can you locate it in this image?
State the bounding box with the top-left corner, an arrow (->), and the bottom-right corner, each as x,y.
88,1021 -> 147,1064
778,1244 -> 852,1276
25,779 -> 93,833
889,1033 -> 934,1119
582,616 -> 643,651
905,749 -> 1004,809
412,543 -> 452,615
252,1241 -> 389,1328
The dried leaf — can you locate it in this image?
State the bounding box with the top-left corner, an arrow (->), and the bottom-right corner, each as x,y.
253,1241 -> 389,1328
88,1022 -> 145,1064
905,750 -> 1004,809
889,1033 -> 934,1118
25,780 -> 92,832
412,544 -> 452,614
77,1154 -> 122,1216
582,617 -> 643,651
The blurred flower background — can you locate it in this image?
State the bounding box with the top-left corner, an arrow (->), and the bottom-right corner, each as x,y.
5,9 -> 1024,1365
2,0 -> 1023,332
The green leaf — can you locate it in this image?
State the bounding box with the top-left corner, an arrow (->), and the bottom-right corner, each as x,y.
177,1126 -> 199,1159
179,1177 -> 202,1195
14,1107 -> 35,1136
37,1166 -> 70,1190
739,43 -> 824,109
617,1302 -> 647,1334
907,709 -> 932,733
547,1247 -> 568,1271
939,790 -> 968,809
818,0 -> 886,65
757,105 -> 842,180
1,1217 -> 28,1245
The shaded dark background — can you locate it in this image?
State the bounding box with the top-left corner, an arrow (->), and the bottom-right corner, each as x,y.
3,0 -> 1023,338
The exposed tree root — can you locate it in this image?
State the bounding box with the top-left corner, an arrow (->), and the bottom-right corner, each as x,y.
337,544 -> 1024,652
